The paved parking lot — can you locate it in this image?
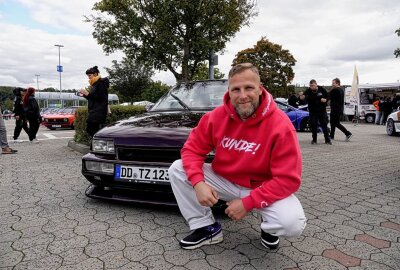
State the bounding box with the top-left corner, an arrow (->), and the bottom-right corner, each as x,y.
0,120 -> 399,270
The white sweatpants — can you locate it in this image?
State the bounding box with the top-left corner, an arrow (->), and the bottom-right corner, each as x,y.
169,160 -> 306,238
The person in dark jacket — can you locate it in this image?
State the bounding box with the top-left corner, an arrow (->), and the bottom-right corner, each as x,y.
23,87 -> 41,143
288,93 -> 298,108
13,87 -> 29,140
297,91 -> 307,106
304,79 -> 331,145
79,66 -> 109,138
329,78 -> 352,141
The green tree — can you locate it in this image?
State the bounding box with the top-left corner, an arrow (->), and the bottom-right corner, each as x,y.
192,62 -> 225,81
141,81 -> 171,102
87,0 -> 257,82
395,28 -> 400,58
232,37 -> 296,97
105,58 -> 154,102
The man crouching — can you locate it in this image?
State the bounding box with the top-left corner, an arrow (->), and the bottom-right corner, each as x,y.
169,63 -> 306,250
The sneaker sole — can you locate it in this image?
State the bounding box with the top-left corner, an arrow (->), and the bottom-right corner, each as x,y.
261,238 -> 279,250
180,232 -> 223,250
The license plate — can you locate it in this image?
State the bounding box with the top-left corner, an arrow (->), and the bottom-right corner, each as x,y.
115,165 -> 169,183
52,125 -> 61,127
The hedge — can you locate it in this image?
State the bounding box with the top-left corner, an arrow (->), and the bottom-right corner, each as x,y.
74,105 -> 147,145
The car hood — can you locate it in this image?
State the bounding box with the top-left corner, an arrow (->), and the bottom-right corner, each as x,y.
94,111 -> 205,146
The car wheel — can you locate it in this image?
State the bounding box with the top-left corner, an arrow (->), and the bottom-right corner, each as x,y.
365,114 -> 375,123
300,117 -> 311,132
386,119 -> 397,136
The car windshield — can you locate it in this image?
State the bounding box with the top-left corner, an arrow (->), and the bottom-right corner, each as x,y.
59,108 -> 75,114
151,80 -> 228,111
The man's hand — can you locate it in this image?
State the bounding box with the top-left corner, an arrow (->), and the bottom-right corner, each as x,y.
79,89 -> 89,96
194,181 -> 219,207
225,199 -> 247,221
321,98 -> 327,103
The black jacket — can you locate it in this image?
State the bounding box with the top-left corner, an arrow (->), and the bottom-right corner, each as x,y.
304,86 -> 329,113
24,96 -> 41,120
85,77 -> 109,123
13,96 -> 25,117
329,87 -> 344,115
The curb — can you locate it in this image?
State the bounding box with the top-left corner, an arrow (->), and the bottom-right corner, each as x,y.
67,140 -> 90,154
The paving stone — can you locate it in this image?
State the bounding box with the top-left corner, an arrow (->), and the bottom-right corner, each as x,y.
325,224 -> 364,240
23,244 -> 51,261
0,230 -> 22,243
380,221 -> 400,232
186,259 -> 219,270
141,254 -> 173,269
322,249 -> 361,267
313,231 -> 347,246
355,233 -> 391,248
298,256 -> 347,270
217,231 -> 251,249
277,246 -> 312,263
73,221 -> 109,235
166,249 -> 205,266
117,261 -> 147,270
85,238 -> 125,257
124,241 -> 164,261
13,254 -> 63,270
58,247 -> 89,265
292,236 -> 334,256
235,243 -> 267,260
250,252 -> 296,270
336,239 -> 379,259
348,260 -> 398,270
120,233 -> 147,247
47,235 -> 88,254
0,251 -> 24,267
57,257 -> 103,270
231,265 -> 257,270
370,252 -> 400,269
207,250 -> 249,269
99,250 -> 130,269
12,233 -> 54,251
141,226 -> 176,241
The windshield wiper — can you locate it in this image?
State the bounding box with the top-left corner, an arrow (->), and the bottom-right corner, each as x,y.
170,93 -> 191,111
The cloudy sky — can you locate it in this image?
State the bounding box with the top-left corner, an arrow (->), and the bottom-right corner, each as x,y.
0,0 -> 399,91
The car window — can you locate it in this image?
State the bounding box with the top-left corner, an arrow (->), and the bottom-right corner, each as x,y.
275,101 -> 289,112
151,81 -> 228,111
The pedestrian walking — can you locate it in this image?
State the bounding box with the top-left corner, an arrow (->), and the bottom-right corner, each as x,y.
304,79 -> 331,144
79,66 -> 109,138
168,63 -> 306,250
13,87 -> 29,140
23,87 -> 41,143
329,78 -> 352,141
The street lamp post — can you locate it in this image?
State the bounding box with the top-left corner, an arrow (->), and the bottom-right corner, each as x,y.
35,74 -> 40,91
54,44 -> 64,107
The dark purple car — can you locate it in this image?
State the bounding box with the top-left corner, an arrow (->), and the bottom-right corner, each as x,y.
82,80 -> 313,205
82,80 -> 228,205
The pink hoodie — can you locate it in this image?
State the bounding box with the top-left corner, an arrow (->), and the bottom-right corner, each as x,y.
181,87 -> 302,211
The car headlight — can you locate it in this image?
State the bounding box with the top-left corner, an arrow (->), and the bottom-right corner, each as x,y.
85,161 -> 114,174
64,118 -> 68,122
92,139 -> 115,153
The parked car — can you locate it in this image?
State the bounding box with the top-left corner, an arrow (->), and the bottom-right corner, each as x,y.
275,100 -> 311,132
41,107 -> 78,130
2,110 -> 14,120
386,108 -> 400,136
81,80 -> 311,205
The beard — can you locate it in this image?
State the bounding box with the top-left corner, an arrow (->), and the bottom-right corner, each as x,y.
234,100 -> 259,119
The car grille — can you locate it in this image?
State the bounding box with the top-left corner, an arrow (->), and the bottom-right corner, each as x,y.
117,147 -> 181,163
46,119 -> 65,124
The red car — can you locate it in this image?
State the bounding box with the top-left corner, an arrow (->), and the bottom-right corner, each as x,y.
42,107 -> 78,130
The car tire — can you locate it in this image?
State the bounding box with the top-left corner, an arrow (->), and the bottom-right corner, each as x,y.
386,119 -> 397,136
300,117 -> 311,132
365,114 -> 375,123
